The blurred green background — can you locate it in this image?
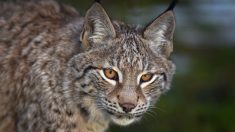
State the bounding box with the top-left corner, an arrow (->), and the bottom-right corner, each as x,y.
59,0 -> 235,132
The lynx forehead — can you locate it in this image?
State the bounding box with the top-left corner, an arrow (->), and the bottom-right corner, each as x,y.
0,0 -> 176,132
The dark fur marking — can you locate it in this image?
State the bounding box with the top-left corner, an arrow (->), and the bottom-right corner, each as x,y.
77,104 -> 90,119
161,72 -> 167,81
20,122 -> 28,130
75,65 -> 98,80
81,83 -> 88,88
67,123 -> 77,129
80,107 -> 90,118
66,110 -> 73,117
53,109 -> 61,114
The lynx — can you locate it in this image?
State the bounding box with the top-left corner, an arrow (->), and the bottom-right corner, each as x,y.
0,0 -> 176,132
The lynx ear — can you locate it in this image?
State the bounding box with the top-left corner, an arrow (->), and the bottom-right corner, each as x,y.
143,11 -> 175,58
80,2 -> 116,48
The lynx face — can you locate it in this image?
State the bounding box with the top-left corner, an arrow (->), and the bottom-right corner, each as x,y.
65,3 -> 175,126
93,40 -> 175,125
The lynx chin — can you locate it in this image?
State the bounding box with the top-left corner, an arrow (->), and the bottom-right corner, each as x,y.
0,0 -> 176,132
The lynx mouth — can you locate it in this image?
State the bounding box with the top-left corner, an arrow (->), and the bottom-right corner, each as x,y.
105,110 -> 142,126
110,115 -> 136,126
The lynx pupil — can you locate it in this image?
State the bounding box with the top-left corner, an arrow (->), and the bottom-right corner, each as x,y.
104,69 -> 118,80
140,73 -> 153,83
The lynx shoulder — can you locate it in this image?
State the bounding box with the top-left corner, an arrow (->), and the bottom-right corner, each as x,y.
0,0 -> 176,132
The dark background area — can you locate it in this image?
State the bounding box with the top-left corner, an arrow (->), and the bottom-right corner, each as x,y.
60,0 -> 235,132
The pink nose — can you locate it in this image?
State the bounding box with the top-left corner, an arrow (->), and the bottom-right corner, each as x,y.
119,103 -> 136,113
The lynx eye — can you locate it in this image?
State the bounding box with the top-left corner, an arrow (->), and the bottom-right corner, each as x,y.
103,68 -> 118,81
140,73 -> 153,83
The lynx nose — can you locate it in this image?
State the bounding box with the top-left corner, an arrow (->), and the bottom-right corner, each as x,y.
119,103 -> 136,113
117,90 -> 138,113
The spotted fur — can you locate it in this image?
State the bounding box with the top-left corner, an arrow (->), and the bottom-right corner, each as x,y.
0,0 -> 176,132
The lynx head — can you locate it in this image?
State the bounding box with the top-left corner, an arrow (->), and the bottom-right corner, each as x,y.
64,2 -> 175,126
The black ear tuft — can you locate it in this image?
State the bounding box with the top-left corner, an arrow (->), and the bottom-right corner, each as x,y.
94,0 -> 101,4
143,7 -> 176,58
165,0 -> 178,12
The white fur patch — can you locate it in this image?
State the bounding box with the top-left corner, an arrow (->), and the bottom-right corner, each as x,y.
111,116 -> 136,126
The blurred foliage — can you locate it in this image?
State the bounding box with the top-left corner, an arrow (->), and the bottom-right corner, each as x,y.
61,0 -> 235,131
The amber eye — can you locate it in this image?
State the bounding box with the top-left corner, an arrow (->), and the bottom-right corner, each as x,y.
140,73 -> 153,83
103,68 -> 118,80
